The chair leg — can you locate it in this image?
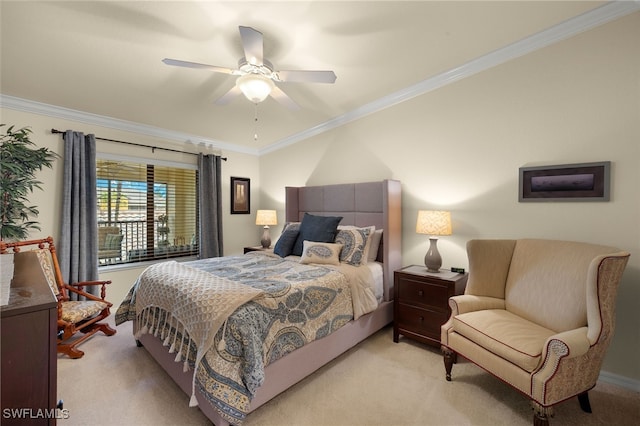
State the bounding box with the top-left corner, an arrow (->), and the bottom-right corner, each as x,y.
79,321 -> 117,336
442,348 -> 455,381
531,401 -> 553,426
578,392 -> 592,413
57,344 -> 84,359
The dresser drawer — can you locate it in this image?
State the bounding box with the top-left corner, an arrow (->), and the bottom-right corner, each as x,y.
396,304 -> 447,340
397,277 -> 450,312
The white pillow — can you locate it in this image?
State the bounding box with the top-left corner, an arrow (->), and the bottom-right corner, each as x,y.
335,226 -> 374,266
299,241 -> 343,265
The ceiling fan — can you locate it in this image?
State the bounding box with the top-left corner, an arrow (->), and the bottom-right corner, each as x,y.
162,26 -> 337,110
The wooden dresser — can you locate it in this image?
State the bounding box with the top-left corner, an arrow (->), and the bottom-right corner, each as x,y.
393,265 -> 468,348
1,277 -> 58,425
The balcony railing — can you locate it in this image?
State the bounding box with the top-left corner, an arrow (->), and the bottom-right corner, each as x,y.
98,220 -> 197,265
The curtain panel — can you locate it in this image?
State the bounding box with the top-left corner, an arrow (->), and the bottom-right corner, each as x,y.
58,131 -> 98,296
198,154 -> 223,258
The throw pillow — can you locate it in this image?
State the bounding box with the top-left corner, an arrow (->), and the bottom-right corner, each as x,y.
367,229 -> 383,262
335,226 -> 374,266
292,213 -> 343,256
105,233 -> 123,250
273,228 -> 300,257
299,241 -> 343,265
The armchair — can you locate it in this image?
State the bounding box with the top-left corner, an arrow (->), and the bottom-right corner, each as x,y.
441,239 -> 630,426
98,226 -> 123,263
1,237 -> 116,359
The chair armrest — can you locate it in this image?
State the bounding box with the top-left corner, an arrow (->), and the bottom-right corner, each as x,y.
531,327 -> 590,401
70,280 -> 112,288
441,295 -> 505,348
540,327 -> 591,363
448,294 -> 505,316
64,280 -> 112,302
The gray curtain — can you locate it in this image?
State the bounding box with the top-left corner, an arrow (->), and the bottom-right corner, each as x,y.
58,130 -> 98,296
198,154 -> 223,258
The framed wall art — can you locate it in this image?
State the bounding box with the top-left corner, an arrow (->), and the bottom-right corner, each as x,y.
230,177 -> 250,214
519,161 -> 610,202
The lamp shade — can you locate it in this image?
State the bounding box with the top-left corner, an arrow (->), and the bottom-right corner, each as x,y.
236,73 -> 275,103
416,210 -> 452,236
256,210 -> 277,226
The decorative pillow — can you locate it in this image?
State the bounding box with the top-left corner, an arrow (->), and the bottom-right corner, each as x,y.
368,229 -> 383,262
104,233 -> 123,250
299,241 -> 343,265
273,228 -> 300,257
335,226 -> 374,266
292,213 -> 343,256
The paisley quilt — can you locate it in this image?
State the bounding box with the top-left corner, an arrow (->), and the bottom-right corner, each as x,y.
116,251 -> 372,425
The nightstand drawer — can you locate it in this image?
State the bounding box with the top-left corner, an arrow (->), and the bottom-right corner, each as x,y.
393,266 -> 468,347
397,277 -> 450,312
396,304 -> 447,339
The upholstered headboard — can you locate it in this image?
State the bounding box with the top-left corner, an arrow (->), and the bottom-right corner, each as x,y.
285,180 -> 402,302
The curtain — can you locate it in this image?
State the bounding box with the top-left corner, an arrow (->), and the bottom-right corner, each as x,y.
198,154 -> 223,258
58,131 -> 98,297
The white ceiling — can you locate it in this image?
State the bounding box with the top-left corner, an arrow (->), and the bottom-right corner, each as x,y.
2,1 -> 634,154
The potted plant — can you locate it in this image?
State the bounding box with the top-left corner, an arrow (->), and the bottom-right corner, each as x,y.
1,124 -> 58,241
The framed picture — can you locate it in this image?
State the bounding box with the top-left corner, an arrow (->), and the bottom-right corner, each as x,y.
231,177 -> 250,214
519,161 -> 610,202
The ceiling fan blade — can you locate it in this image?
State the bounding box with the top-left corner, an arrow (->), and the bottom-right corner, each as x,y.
239,26 -> 264,66
269,85 -> 300,110
162,58 -> 236,74
276,70 -> 337,84
214,85 -> 242,105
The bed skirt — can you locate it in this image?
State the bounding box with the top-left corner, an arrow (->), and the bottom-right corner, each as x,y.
136,300 -> 393,426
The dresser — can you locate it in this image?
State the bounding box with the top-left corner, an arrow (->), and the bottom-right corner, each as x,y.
393,265 -> 468,347
1,277 -> 58,425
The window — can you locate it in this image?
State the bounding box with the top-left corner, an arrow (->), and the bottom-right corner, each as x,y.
96,157 -> 198,265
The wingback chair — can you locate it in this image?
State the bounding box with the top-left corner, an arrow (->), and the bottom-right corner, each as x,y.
441,239 -> 630,426
1,237 -> 116,359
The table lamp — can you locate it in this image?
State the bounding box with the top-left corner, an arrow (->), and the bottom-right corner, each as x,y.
416,210 -> 452,272
256,210 -> 277,248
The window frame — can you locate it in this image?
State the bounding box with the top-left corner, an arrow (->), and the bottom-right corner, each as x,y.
96,152 -> 199,268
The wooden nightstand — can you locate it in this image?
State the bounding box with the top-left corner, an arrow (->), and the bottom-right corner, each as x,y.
243,246 -> 271,254
393,265 -> 468,348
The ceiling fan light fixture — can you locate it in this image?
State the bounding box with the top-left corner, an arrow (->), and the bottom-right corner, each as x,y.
236,73 -> 275,103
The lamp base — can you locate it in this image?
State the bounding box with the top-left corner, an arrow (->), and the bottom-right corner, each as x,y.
260,226 -> 271,248
424,237 -> 442,273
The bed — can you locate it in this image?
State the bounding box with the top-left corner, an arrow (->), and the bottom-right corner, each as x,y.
115,179 -> 402,425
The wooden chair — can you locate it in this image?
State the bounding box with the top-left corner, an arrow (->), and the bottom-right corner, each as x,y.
1,237 -> 116,359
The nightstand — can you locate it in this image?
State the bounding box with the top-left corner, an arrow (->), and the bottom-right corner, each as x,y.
393,265 -> 468,347
243,246 -> 271,254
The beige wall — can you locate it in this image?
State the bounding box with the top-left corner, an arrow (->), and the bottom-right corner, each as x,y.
1,13 -> 637,383
259,14 -> 640,381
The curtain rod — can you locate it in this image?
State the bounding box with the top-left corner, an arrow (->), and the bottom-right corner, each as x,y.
51,129 -> 227,161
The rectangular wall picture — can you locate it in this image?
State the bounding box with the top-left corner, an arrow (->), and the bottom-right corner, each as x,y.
231,177 -> 250,214
519,161 -> 610,202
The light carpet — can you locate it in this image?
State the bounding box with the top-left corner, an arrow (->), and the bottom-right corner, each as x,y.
57,316 -> 639,426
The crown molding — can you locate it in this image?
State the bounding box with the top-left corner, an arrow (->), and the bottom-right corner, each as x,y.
2,1 -> 637,157
0,95 -> 260,156
260,0 -> 640,155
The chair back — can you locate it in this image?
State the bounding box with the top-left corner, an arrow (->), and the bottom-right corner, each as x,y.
1,237 -> 68,301
504,239 -> 624,332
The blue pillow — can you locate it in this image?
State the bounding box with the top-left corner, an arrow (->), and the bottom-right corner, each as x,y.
292,213 -> 343,256
273,229 -> 299,257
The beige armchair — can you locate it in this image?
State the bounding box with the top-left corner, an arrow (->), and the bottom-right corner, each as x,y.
441,239 -> 630,426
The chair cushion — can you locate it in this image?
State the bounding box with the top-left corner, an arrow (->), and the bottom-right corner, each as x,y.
61,300 -> 108,323
453,309 -> 555,372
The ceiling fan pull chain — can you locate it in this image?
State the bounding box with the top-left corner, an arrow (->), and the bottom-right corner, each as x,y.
254,102 -> 259,141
